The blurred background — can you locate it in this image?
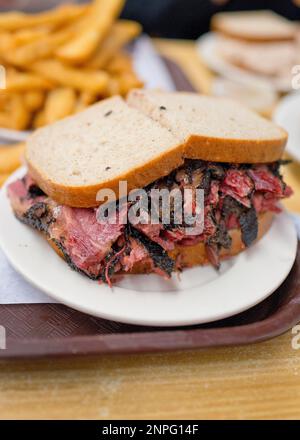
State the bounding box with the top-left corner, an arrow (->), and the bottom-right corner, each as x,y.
1,0 -> 300,38
123,0 -> 300,39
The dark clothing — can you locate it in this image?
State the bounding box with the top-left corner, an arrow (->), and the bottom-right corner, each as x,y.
121,0 -> 300,39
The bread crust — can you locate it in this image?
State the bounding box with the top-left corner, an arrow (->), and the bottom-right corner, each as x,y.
185,134 -> 286,164
27,142 -> 185,208
127,89 -> 287,164
211,14 -> 296,43
47,211 -> 273,276
211,27 -> 295,43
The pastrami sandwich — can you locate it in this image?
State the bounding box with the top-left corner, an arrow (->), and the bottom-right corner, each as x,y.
7,90 -> 292,286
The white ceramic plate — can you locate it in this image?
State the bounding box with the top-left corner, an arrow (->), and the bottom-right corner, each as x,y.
273,92 -> 300,162
0,168 -> 297,327
197,32 -> 290,93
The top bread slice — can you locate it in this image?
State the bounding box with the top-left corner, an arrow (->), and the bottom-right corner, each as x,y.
211,10 -> 297,42
26,91 -> 287,208
127,89 -> 287,163
26,96 -> 184,207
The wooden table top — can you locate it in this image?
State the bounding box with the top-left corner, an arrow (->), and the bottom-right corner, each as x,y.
1,39 -> 300,420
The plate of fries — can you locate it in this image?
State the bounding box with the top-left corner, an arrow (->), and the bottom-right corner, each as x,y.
0,0 -> 143,137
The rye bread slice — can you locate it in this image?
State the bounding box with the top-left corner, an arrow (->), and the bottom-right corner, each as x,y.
127,89 -> 287,164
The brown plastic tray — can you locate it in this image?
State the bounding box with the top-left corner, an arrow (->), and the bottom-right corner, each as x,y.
1,58 -> 300,359
1,241 -> 300,359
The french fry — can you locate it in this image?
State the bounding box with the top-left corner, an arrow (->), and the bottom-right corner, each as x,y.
0,92 -> 9,111
12,27 -> 52,46
80,91 -> 98,106
33,109 -> 46,129
116,71 -> 144,96
0,173 -> 9,187
88,21 -> 141,69
76,91 -> 98,112
0,32 -> 16,55
24,91 -> 45,112
0,0 -> 141,130
0,143 -> 25,174
103,77 -> 120,97
31,59 -> 109,93
0,28 -> 54,59
0,95 -> 30,129
106,51 -> 135,74
0,94 -> 30,129
6,71 -> 53,92
44,88 -> 77,124
56,0 -> 125,64
9,94 -> 31,129
0,4 -> 88,31
4,26 -> 76,66
0,112 -> 12,129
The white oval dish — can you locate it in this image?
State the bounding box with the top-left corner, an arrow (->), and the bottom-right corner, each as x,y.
197,32 -> 291,93
0,168 -> 297,327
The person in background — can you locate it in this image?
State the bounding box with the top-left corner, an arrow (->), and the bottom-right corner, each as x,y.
121,0 -> 300,39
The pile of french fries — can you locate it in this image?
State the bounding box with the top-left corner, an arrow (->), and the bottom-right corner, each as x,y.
0,0 -> 143,131
0,142 -> 24,187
